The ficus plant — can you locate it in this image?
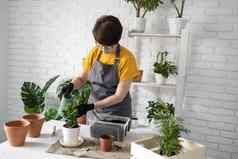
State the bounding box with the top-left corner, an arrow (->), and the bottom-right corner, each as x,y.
153,51 -> 177,78
21,75 -> 59,114
125,0 -> 164,18
171,0 -> 186,18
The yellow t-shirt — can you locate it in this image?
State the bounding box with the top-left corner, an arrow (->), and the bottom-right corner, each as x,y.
83,46 -> 139,81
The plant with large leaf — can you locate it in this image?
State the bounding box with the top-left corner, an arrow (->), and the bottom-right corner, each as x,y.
21,75 -> 59,114
125,0 -> 164,18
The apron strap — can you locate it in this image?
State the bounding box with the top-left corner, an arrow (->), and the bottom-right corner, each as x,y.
114,44 -> 120,66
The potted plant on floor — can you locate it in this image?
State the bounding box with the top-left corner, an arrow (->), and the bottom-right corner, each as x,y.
153,51 -> 177,84
146,98 -> 174,129
56,79 -> 92,124
168,0 -> 188,34
61,102 -> 80,146
125,0 -> 164,32
20,75 -> 59,137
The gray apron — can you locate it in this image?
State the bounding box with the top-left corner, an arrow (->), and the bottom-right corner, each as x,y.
88,45 -> 132,118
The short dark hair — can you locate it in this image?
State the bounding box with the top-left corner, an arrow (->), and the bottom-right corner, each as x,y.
93,15 -> 123,46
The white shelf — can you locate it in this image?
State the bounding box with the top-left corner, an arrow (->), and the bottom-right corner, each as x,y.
128,32 -> 181,38
132,82 -> 176,89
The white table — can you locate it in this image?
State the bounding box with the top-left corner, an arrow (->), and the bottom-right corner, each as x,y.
0,120 -> 156,159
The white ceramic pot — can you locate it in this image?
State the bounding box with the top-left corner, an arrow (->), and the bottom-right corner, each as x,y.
155,74 -> 166,84
168,17 -> 188,34
132,17 -> 146,33
62,125 -> 80,146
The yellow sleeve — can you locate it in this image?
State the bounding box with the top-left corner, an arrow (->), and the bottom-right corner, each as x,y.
119,53 -> 139,81
82,47 -> 98,73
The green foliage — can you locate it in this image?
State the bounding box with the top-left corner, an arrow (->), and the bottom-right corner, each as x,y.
153,51 -> 177,78
146,98 -> 175,123
125,0 -> 164,17
56,79 -> 92,119
21,75 -> 59,113
62,102 -> 78,128
44,107 -> 59,121
159,115 -> 189,156
170,0 -> 186,18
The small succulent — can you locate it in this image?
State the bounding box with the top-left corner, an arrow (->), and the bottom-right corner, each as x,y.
21,75 -> 59,114
153,51 -> 177,78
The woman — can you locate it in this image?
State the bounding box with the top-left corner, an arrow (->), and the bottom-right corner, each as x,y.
61,15 -> 139,118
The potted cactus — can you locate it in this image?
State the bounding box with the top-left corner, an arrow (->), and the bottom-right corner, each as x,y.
153,51 -> 177,84
20,75 -> 59,137
125,0 -> 164,32
61,101 -> 80,146
168,0 -> 188,34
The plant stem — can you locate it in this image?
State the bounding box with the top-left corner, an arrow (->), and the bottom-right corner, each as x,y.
180,0 -> 186,18
173,3 -> 180,18
142,9 -> 148,18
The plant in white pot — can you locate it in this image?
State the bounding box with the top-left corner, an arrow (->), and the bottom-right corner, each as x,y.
168,0 -> 188,34
125,0 -> 164,32
153,51 -> 177,84
61,99 -> 81,146
146,98 -> 175,130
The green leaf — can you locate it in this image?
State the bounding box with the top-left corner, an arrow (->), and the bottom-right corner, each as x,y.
44,107 -> 58,121
41,75 -> 60,95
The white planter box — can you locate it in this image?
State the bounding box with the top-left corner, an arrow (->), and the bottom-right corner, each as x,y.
131,136 -> 206,159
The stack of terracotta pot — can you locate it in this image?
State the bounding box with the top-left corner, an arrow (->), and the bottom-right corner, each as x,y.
4,114 -> 44,146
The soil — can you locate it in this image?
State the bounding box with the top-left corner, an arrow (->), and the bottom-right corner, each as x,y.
137,136 -> 160,149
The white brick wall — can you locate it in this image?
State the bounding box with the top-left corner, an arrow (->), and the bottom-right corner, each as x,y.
7,0 -> 238,158
0,0 -> 8,142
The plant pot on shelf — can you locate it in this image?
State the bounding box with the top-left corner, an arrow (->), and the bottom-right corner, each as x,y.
132,17 -> 146,33
22,114 -> 44,137
168,17 -> 188,34
4,119 -> 30,146
62,124 -> 80,146
77,115 -> 87,125
154,74 -> 166,84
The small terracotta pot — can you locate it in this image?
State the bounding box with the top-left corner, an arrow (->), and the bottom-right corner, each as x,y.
77,115 -> 86,125
100,134 -> 112,152
22,114 -> 44,137
4,119 -> 30,146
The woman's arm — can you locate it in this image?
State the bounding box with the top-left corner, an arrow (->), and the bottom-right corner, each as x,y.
94,80 -> 131,109
71,72 -> 88,89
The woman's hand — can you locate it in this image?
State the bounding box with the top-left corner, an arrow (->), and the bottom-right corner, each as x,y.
71,72 -> 88,89
95,80 -> 131,109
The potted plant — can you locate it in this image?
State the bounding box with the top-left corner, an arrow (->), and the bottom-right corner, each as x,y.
125,0 -> 164,32
61,102 -> 80,146
168,0 -> 188,34
131,115 -> 205,159
20,75 -> 59,137
153,51 -> 177,84
146,98 -> 174,129
56,79 -> 92,124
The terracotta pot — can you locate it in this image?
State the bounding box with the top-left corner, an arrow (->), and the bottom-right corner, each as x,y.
77,115 -> 86,125
22,114 -> 44,137
4,119 -> 30,146
100,134 -> 112,152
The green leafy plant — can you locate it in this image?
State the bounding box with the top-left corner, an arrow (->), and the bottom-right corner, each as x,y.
62,103 -> 78,128
153,51 -> 177,78
21,75 -> 59,113
125,0 -> 164,18
44,107 -> 59,121
159,115 -> 189,156
56,79 -> 92,119
171,0 -> 186,18
146,98 -> 175,123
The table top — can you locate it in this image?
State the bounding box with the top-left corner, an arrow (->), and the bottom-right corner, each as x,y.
0,120 -> 156,159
